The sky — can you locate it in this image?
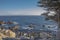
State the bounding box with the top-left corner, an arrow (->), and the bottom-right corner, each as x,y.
0,0 -> 45,16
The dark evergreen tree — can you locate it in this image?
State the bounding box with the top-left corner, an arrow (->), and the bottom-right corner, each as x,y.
38,0 -> 60,40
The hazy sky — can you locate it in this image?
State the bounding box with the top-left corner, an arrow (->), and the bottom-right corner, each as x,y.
0,0 -> 45,15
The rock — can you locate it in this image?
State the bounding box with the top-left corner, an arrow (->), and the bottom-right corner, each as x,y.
5,30 -> 16,38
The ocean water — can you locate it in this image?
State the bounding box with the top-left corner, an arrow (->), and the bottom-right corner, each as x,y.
0,16 -> 57,31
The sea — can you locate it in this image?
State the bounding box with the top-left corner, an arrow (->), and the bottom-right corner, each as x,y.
0,16 -> 57,31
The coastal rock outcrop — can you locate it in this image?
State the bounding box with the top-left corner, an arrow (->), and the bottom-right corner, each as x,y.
5,29 -> 16,38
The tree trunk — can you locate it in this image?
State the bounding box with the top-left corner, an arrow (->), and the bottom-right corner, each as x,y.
56,22 -> 60,40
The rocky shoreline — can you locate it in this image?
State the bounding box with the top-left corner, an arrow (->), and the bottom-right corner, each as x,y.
0,21 -> 56,40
